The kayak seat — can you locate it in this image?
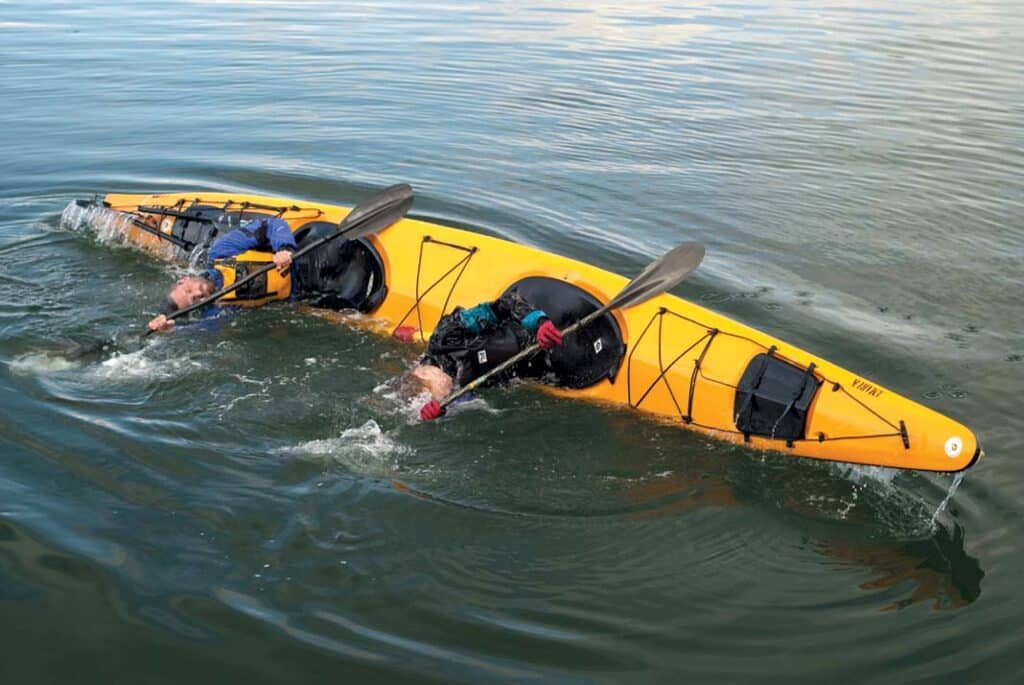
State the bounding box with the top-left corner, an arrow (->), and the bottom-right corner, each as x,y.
733,352 -> 821,443
502,277 -> 625,389
292,221 -> 387,313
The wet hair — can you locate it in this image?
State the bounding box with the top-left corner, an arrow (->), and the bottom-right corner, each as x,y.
159,274 -> 213,315
159,296 -> 179,315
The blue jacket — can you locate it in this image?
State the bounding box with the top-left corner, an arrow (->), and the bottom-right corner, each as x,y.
200,217 -> 297,290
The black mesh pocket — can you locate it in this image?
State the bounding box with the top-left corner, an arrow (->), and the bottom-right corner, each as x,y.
734,352 -> 820,442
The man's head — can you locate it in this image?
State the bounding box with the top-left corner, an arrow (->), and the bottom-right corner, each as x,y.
164,275 -> 214,312
404,363 -> 454,401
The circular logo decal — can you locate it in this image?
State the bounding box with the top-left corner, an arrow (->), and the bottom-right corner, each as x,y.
944,436 -> 963,459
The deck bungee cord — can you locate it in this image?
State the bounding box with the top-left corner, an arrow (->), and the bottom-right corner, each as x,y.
394,235 -> 479,344
624,307 -> 910,452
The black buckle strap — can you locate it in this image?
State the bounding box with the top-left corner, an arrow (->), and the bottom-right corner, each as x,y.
129,217 -> 191,249
735,346 -> 777,437
771,362 -> 817,446
137,206 -> 217,224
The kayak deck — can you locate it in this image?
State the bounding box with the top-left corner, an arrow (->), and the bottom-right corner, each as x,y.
94,191 -> 981,473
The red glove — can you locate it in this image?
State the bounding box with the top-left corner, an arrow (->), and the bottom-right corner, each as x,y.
393,326 -> 416,342
420,399 -> 446,421
536,319 -> 562,349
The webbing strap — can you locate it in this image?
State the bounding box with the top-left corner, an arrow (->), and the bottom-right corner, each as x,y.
129,216 -> 190,249
734,346 -> 777,429
186,197 -> 322,219
769,362 -> 818,439
137,206 -> 217,225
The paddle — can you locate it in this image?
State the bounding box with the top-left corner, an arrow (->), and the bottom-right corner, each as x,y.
145,182 -> 413,336
438,241 -> 706,409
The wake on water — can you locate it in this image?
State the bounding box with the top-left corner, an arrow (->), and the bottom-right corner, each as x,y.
60,201 -> 138,246
59,200 -> 201,270
273,377 -> 505,485
824,460 -> 967,537
9,333 -> 206,382
11,351 -> 961,535
9,352 -> 80,374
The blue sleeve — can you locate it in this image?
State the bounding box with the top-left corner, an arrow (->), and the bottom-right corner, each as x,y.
519,309 -> 547,333
457,303 -> 499,334
206,219 -> 295,259
265,217 -> 297,252
167,304 -> 236,334
188,306 -> 236,332
208,227 -> 258,260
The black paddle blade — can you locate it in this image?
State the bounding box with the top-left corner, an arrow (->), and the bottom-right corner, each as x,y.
58,339 -> 114,363
55,332 -> 145,363
605,241 -> 705,311
338,183 -> 414,239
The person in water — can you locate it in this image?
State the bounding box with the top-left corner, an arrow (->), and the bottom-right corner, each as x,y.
144,213 -> 380,331
147,216 -> 296,331
402,289 -> 563,420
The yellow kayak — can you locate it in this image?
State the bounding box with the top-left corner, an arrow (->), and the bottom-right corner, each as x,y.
89,190 -> 981,473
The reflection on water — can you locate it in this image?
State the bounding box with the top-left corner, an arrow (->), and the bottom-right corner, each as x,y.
814,523 -> 983,611
393,420 -> 985,612
618,456 -> 985,610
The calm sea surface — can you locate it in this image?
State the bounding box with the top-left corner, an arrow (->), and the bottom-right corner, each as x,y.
1,1 -> 1022,682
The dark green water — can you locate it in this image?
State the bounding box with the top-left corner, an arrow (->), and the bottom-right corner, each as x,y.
2,1 -> 1022,682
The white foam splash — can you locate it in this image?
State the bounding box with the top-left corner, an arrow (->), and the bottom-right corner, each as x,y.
90,345 -> 204,381
930,471 -> 966,529
370,374 -> 504,427
9,352 -> 80,374
61,201 -> 129,240
828,463 -> 900,487
282,420 -> 410,477
370,378 -> 430,423
59,201 -> 179,261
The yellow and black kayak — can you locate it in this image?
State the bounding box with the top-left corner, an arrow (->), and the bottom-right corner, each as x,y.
83,191 -> 981,473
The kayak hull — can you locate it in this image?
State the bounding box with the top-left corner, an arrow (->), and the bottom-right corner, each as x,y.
92,191 -> 981,473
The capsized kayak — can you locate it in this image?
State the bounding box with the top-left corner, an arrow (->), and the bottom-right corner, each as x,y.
71,191 -> 982,473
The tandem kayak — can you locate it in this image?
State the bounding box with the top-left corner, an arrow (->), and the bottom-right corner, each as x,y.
70,190 -> 981,473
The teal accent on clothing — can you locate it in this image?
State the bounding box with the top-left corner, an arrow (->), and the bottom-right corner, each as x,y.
458,303 -> 499,333
458,301 -> 546,333
520,309 -> 547,333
